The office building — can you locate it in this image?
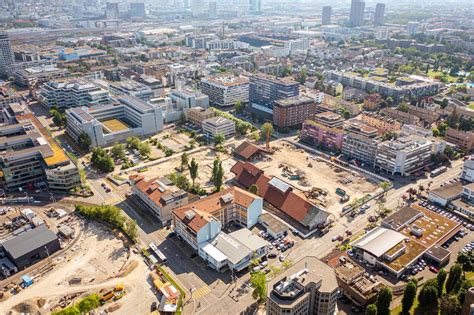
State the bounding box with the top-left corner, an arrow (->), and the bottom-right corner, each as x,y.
209,1 -> 217,18
374,3 -> 385,25
266,256 -> 339,315
185,107 -> 215,127
0,31 -> 14,77
13,65 -> 69,88
445,128 -> 474,152
360,112 -> 402,135
407,22 -> 420,35
342,120 -> 380,167
105,2 -> 119,19
0,87 -> 22,109
153,87 -> 209,123
322,6 -> 332,25
375,135 -> 432,176
130,2 -> 145,17
349,0 -> 365,27
461,156 -> 474,182
202,116 -> 235,139
66,96 -> 163,148
200,75 -> 249,107
106,79 -> 154,101
451,184 -> 474,221
38,79 -> 111,109
0,105 -> 80,191
130,176 -> 188,225
273,96 -> 317,129
172,187 -> 266,271
249,73 -> 299,116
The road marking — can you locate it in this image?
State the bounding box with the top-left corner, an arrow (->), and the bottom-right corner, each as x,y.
192,285 -> 211,299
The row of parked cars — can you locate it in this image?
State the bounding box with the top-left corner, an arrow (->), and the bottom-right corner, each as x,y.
257,230 -> 295,253
418,201 -> 474,231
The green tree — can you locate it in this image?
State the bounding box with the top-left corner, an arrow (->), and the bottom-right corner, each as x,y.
440,295 -> 461,315
379,181 -> 391,196
111,143 -> 125,160
418,283 -> 439,313
126,136 -> 142,150
365,304 -> 377,315
138,143 -> 151,157
77,294 -> 101,313
249,270 -> 267,303
214,132 -> 225,146
398,101 -> 409,112
401,280 -> 417,315
78,132 -> 92,151
235,100 -> 245,114
250,130 -> 260,142
447,107 -> 460,128
249,184 -> 259,195
123,218 -> 138,242
437,268 -> 447,297
457,251 -> 474,272
261,122 -> 274,150
375,287 -> 392,315
181,152 -> 189,170
446,263 -> 463,294
189,158 -> 199,186
211,158 -> 224,192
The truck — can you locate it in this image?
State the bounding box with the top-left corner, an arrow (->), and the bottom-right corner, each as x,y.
289,174 -> 300,180
336,188 -> 346,197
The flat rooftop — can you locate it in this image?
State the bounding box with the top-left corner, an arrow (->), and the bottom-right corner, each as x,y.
102,118 -> 130,133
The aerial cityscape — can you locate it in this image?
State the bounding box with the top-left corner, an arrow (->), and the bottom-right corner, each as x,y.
0,0 -> 473,314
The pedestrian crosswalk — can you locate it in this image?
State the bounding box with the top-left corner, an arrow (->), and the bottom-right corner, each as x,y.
192,285 -> 211,299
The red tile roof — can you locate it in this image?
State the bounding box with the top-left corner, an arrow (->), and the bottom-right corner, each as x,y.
234,141 -> 263,160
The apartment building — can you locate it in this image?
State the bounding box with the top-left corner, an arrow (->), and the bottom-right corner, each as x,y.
130,176 -> 188,225
0,88 -> 22,109
342,120 -> 380,167
445,128 -> 474,152
38,79 -> 110,109
379,107 -> 421,125
200,75 -> 249,107
0,105 -> 80,191
363,93 -> 383,110
13,65 -> 69,88
317,94 -> 361,117
249,73 -> 299,112
272,96 -> 317,129
267,256 -> 339,315
185,107 -> 215,127
172,187 -> 266,271
202,116 -> 235,139
66,96 -> 163,147
375,135 -> 432,176
301,112 -> 345,150
361,112 -> 402,135
461,157 -> 474,182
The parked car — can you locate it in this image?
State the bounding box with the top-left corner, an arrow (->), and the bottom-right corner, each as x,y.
429,266 -> 439,273
279,254 -> 285,262
268,252 -> 277,259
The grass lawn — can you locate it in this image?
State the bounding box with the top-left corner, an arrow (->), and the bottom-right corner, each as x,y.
466,271 -> 474,280
391,296 -> 420,315
468,103 -> 474,110
427,70 -> 458,83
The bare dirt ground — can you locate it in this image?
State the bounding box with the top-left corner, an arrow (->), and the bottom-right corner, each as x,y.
251,140 -> 380,214
1,221 -> 156,315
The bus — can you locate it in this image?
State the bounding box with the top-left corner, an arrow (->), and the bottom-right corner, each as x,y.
430,166 -> 447,177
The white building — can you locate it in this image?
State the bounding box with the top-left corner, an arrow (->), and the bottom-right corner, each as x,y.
66,95 -> 163,147
284,38 -> 310,52
428,182 -> 463,207
200,75 -> 249,107
38,79 -> 110,109
202,116 -> 235,138
461,157 -> 474,182
450,183 -> 474,220
99,79 -> 154,101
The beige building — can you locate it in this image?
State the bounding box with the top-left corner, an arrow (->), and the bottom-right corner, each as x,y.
185,107 -> 215,127
445,128 -> 474,152
266,256 -> 339,315
360,112 -> 402,135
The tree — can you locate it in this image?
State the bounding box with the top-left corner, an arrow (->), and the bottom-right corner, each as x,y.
375,287 -> 392,315
123,218 -> 138,242
457,251 -> 474,272
365,304 -> 377,315
447,107 -> 460,128
379,181 -> 391,196
235,100 -> 245,114
126,136 -> 142,150
249,270 -> 267,303
398,101 -> 409,112
437,268 -> 447,297
440,295 -> 461,315
138,143 -> 151,157
418,283 -> 439,313
261,122 -> 274,150
250,131 -> 260,142
214,133 -> 225,146
181,152 -> 189,170
446,263 -> 463,294
78,132 -> 92,151
401,280 -> 417,315
211,158 -> 224,192
189,158 -> 199,186
111,143 -> 125,160
249,184 -> 259,195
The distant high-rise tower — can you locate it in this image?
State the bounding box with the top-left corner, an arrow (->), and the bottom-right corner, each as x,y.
322,6 -> 332,25
184,0 -> 190,8
209,1 -> 217,18
250,0 -> 262,12
349,0 -> 365,27
0,32 -> 14,78
105,2 -> 119,19
374,3 -> 385,25
130,3 -> 146,18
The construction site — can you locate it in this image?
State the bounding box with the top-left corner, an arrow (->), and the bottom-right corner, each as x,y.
252,140 -> 381,214
0,215 -> 155,315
